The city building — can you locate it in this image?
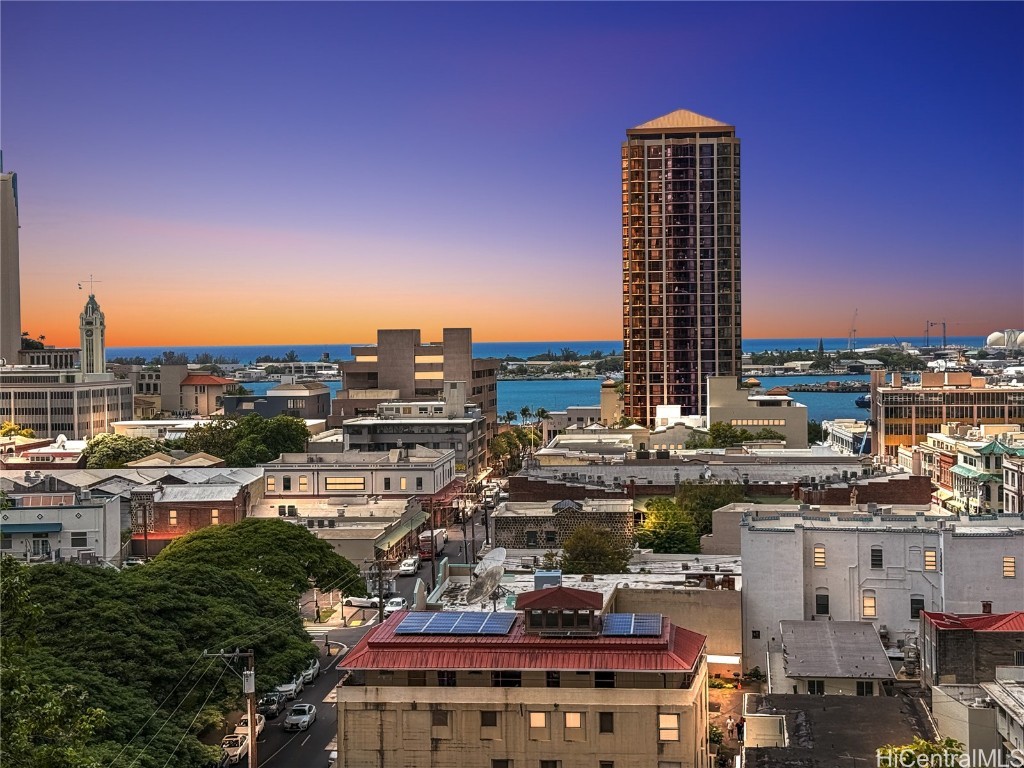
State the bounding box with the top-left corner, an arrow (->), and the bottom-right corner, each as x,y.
980,669 -> 1024,760
331,328 -> 499,437
0,488 -> 122,564
622,110 -> 742,425
224,381 -> 331,419
337,590 -> 710,768
492,498 -> 635,550
19,347 -> 80,369
1005,454 -> 1024,515
179,373 -> 237,416
705,377 -> 808,449
771,620 -> 893,696
79,293 -> 106,375
870,371 -> 1024,459
0,170 -> 21,366
129,482 -> 250,557
920,611 -> 1024,688
739,504 -> 1024,670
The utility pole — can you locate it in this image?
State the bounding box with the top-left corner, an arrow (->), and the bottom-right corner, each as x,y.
428,497 -> 437,591
203,649 -> 258,768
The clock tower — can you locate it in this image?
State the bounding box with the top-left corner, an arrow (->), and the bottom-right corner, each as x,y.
80,293 -> 106,375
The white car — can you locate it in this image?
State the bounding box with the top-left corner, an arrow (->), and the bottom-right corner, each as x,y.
283,703 -> 317,731
122,557 -> 146,568
220,733 -> 249,764
383,597 -> 408,617
343,595 -> 380,608
397,558 -> 419,576
274,675 -> 304,700
234,713 -> 265,738
301,657 -> 321,684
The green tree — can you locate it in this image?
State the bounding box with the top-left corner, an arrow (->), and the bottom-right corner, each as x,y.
635,498 -> 700,553
685,422 -> 785,449
533,407 -> 551,424
807,419 -> 825,444
877,737 -> 964,763
181,414 -> 309,467
520,405 -> 533,426
83,433 -> 159,469
675,481 -> 747,537
503,410 -> 518,426
284,350 -> 300,363
1,421 -> 36,437
559,525 -> 632,574
594,356 -> 624,374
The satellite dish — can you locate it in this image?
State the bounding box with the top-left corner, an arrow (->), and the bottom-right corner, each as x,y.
466,565 -> 504,605
474,547 -> 507,576
55,434 -> 68,449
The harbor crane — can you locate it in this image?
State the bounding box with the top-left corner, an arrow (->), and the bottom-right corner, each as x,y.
847,308 -> 858,351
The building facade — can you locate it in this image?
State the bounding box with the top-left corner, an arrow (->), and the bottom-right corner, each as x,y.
492,498 -> 635,550
0,171 -> 21,366
224,381 -> 331,420
0,489 -> 122,564
622,110 -> 742,425
920,611 -> 1024,687
706,376 -> 808,449
0,368 -> 134,440
129,482 -> 249,557
79,293 -> 106,375
338,592 -> 709,768
179,374 -> 237,416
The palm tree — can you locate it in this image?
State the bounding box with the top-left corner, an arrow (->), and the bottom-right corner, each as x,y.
504,410 -> 518,426
520,406 -> 532,426
534,407 -> 550,423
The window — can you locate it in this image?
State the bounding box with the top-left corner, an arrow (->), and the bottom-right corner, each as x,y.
752,630 -> 761,640
815,592 -> 830,616
546,671 -> 560,688
211,509 -> 219,525
600,763 -> 615,768
283,476 -> 292,491
564,712 -> 582,729
862,590 -> 877,618
658,713 -> 680,741
544,530 -> 557,545
437,671 -> 457,687
870,547 -> 883,570
431,709 -> 450,727
910,595 -> 925,619
481,711 -> 498,727
595,671 -> 615,688
529,712 -> 547,728
298,475 -> 308,492
856,681 -> 874,696
70,532 -> 88,548
400,477 -> 407,491
1004,557 -> 1016,578
924,548 -> 938,571
0,533 -> 10,550
169,509 -> 177,526
384,477 -> 391,491
491,761 -> 511,768
808,680 -> 824,695
813,544 -> 826,568
1014,651 -> 1024,666
491,670 -> 522,687
416,477 -> 423,491
599,712 -> 614,734
266,476 -> 276,492
540,762 -> 561,768
325,477 -> 365,491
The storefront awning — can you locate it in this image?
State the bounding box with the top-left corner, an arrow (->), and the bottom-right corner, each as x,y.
0,522 -> 63,533
375,511 -> 428,552
933,489 -> 954,501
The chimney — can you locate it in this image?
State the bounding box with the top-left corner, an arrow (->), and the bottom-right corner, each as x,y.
981,601 -> 992,614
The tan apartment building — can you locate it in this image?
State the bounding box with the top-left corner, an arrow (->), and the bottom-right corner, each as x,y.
622,110 -> 742,426
179,373 -> 236,416
332,328 -> 499,437
706,376 -> 808,448
871,371 -> 1024,458
338,586 -> 710,768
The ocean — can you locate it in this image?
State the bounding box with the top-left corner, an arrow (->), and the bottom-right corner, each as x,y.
106,335 -> 986,365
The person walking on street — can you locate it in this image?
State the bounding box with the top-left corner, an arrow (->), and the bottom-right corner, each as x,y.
725,715 -> 735,740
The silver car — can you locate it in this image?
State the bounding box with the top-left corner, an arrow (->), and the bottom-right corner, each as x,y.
284,703 -> 317,731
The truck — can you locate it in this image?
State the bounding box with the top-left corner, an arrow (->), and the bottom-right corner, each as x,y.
418,529 -> 446,560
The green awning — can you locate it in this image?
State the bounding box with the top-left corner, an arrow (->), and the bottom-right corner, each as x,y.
375,511 -> 428,552
950,465 -> 998,482
0,522 -> 62,533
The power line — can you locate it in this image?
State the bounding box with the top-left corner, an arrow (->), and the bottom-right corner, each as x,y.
160,660 -> 231,768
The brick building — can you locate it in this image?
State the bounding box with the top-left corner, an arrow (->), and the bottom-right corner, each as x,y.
920,610 -> 1024,688
129,482 -> 249,557
492,498 -> 636,550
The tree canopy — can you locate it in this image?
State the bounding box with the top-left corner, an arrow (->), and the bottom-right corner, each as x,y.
1,420 -> 36,437
83,433 -> 160,468
0,519 -> 363,768
181,413 -> 309,466
635,497 -> 700,553
685,422 -> 786,449
558,525 -> 632,574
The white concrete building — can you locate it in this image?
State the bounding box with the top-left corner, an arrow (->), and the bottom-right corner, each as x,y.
740,505 -> 1024,670
0,489 -> 122,564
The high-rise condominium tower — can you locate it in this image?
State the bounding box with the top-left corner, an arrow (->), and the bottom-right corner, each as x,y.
622,109 -> 741,425
0,171 -> 21,365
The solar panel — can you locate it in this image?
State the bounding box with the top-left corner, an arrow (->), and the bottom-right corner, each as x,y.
480,612 -> 516,635
424,613 -> 460,632
453,613 -> 488,633
394,613 -> 432,634
602,613 -> 663,637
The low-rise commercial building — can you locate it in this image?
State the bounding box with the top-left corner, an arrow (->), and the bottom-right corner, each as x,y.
223,381 -> 331,419
920,611 -> 1024,688
0,489 -> 121,564
772,620 -> 893,696
492,498 -> 635,550
129,482 -> 250,557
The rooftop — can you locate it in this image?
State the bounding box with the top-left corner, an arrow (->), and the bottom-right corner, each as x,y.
779,621 -> 895,680
341,610 -> 706,673
629,109 -> 733,132
180,374 -> 236,386
921,611 -> 1024,632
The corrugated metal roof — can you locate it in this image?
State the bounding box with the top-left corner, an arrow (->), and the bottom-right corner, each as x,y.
922,611 -> 1024,632
342,612 -> 705,672
515,586 -> 604,612
780,620 -> 894,680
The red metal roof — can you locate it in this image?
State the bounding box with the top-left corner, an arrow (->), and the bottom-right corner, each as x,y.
515,586 -> 604,612
342,611 -> 706,673
922,611 -> 1024,632
180,374 -> 236,386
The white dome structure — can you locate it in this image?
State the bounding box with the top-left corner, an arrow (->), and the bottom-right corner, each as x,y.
986,329 -> 1023,350
987,331 -> 1006,347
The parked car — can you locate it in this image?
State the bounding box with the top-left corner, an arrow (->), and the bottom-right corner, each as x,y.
122,557 -> 146,568
328,749 -> 338,767
234,713 -> 265,738
383,597 -> 409,617
283,703 -> 317,731
220,734 -> 249,765
301,657 -> 321,684
257,691 -> 285,718
274,675 -> 304,700
397,558 -> 419,576
343,595 -> 380,608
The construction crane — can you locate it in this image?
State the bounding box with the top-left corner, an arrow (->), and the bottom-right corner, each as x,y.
847,308 -> 858,351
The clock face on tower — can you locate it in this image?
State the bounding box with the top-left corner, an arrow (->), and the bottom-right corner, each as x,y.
85,330 -> 93,338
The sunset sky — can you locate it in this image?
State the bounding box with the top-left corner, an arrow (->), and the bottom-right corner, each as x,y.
2,2 -> 1021,347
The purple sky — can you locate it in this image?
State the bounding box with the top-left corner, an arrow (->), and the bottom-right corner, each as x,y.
2,2 -> 1022,345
